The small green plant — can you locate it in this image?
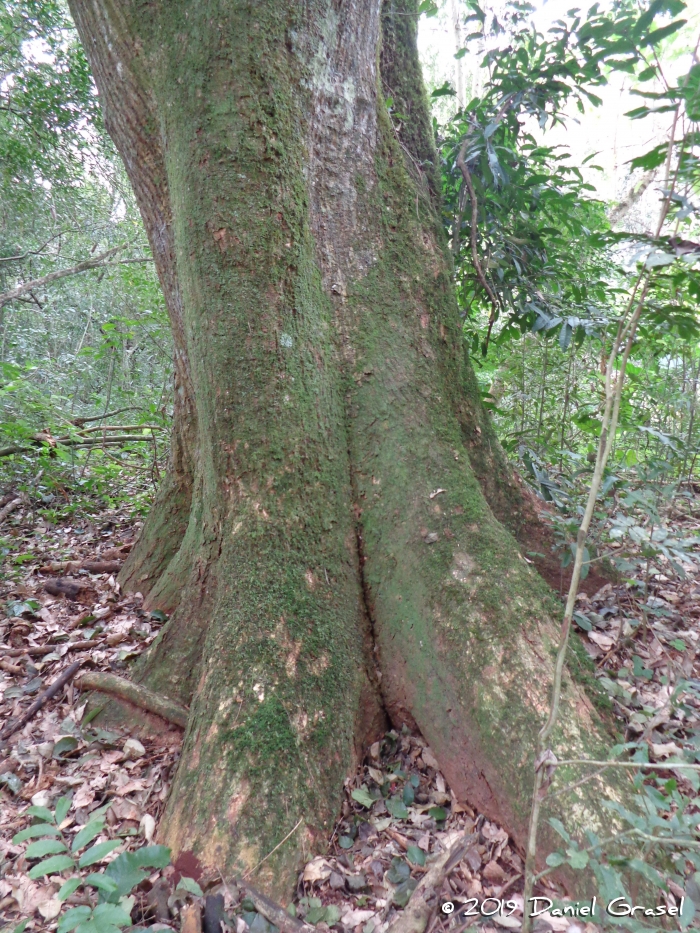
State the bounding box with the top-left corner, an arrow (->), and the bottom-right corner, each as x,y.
534,736 -> 700,931
12,796 -> 171,932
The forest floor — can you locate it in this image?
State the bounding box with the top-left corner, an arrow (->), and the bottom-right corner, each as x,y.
0,483 -> 699,933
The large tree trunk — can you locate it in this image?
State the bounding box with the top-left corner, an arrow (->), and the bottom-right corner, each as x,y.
69,0 -> 618,899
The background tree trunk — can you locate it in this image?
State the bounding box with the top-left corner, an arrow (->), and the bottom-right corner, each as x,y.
69,0 -> 620,899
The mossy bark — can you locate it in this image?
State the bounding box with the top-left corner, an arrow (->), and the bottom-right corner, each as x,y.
69,0 -> 622,900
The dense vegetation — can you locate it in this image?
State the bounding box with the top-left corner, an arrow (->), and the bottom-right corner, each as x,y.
420,0 -> 700,583
0,0 -> 171,516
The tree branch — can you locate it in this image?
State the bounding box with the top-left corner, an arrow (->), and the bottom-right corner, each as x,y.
0,243 -> 129,309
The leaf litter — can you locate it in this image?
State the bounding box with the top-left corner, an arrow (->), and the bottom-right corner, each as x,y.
1,488 -> 699,932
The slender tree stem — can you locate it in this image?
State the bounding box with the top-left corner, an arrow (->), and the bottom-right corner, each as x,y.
522,275 -> 649,933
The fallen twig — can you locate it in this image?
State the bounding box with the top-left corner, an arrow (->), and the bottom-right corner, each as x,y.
70,406 -> 141,426
0,435 -> 159,458
237,877 -> 312,933
242,817 -> 304,881
385,832 -> 478,933
3,634 -> 122,658
44,578 -> 96,600
76,671 -> 189,728
0,660 -> 83,742
39,559 -> 123,575
0,497 -> 22,523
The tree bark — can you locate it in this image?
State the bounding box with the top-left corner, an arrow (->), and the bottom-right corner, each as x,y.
69,0 -> 619,900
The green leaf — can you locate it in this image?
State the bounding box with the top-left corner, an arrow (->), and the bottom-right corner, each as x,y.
305,907 -> 328,925
176,876 -> 204,897
567,848 -> 589,870
78,839 -> 122,867
25,837 -> 68,858
392,878 -> 418,907
351,787 -> 375,809
13,823 -> 61,843
628,858 -> 665,889
58,878 -> 83,901
72,818 -> 106,852
643,18 -> 686,46
406,845 -> 426,866
28,853 -> 76,878
386,797 -> 409,820
428,806 -> 447,821
418,0 -> 439,17
338,835 -> 354,849
58,906 -> 92,933
84,873 -> 119,897
130,844 -> 171,868
325,906 -> 341,926
53,736 -> 80,758
680,892 -> 695,930
26,805 -> 55,823
0,772 -> 22,795
546,852 -> 566,867
431,81 -> 457,99
81,706 -> 103,726
548,818 -> 571,843
55,796 -> 72,826
91,903 -> 132,928
386,857 -> 411,884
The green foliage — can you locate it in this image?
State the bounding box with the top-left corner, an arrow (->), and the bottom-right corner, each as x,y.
543,735 -> 700,931
431,0 -> 700,584
12,795 -> 171,932
0,1 -> 173,507
0,0 -> 101,186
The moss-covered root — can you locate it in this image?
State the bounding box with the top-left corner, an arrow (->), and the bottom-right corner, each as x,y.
118,461 -> 192,610
160,512 -> 385,899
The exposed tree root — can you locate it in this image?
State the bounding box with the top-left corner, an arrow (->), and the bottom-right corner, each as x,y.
77,671 -> 189,728
39,559 -> 124,574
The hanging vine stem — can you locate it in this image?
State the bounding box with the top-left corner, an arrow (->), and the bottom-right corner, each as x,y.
456,139 -> 500,351
521,274 -> 650,932
454,95 -> 514,352
520,97 -> 691,927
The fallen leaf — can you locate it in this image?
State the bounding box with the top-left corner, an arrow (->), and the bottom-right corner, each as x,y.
140,813 -> 156,842
11,876 -> 54,914
587,631 -> 614,650
38,897 -> 62,920
483,860 -> 506,883
72,783 -> 95,809
492,914 -> 521,930
303,856 -> 332,883
115,779 -> 145,796
110,799 -> 142,821
651,741 -> 683,758
341,909 -> 376,927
